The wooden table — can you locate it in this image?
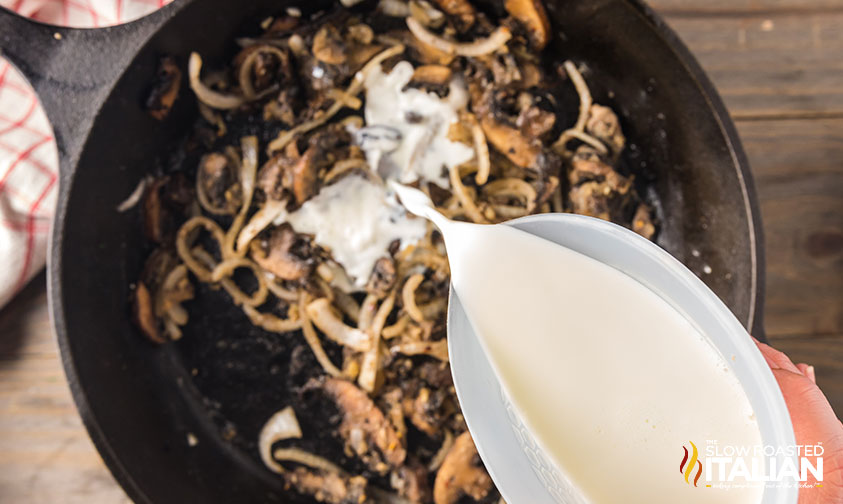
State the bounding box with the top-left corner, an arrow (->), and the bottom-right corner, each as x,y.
1,1 -> 841,502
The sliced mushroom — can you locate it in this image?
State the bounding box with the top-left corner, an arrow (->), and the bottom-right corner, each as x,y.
145,56 -> 181,120
409,0 -> 446,29
632,203 -> 656,240
286,145 -> 319,205
586,103 -> 626,154
313,25 -> 347,66
250,225 -> 315,280
196,152 -> 242,215
433,432 -> 493,504
366,256 -> 397,298
504,0 -> 551,50
132,248 -> 194,344
402,386 -> 449,436
348,43 -> 388,73
568,181 -> 611,220
134,282 -> 163,344
285,468 -> 369,504
319,377 -> 407,473
142,174 -> 194,244
490,53 -> 522,87
390,459 -> 433,504
430,0 -> 475,31
407,64 -> 453,96
347,23 -> 375,45
480,116 -> 541,169
258,141 -> 301,201
261,125 -> 353,205
515,91 -> 557,139
233,44 -> 292,98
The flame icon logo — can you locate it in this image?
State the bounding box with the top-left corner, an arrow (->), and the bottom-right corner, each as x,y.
680,441 -> 703,487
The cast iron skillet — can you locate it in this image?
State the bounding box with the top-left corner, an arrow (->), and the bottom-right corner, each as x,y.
0,0 -> 765,502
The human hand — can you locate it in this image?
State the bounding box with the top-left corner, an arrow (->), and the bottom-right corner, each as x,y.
754,339 -> 843,503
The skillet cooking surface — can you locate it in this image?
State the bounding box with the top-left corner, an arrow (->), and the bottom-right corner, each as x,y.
44,0 -> 762,501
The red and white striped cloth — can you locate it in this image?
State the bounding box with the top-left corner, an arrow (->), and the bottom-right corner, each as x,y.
0,0 -> 171,308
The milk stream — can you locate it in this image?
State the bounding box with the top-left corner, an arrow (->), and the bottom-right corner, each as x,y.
392,183 -> 764,504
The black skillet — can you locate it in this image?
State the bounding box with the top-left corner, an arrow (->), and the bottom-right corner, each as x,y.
0,0 -> 765,501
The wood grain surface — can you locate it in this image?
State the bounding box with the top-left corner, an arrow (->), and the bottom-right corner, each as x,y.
1,1 -> 841,502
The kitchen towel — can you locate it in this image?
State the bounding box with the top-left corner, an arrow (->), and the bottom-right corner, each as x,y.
0,0 -> 170,308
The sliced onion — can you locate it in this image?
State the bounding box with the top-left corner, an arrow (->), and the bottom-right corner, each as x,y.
272,447 -> 344,474
263,273 -> 301,302
243,304 -> 302,332
176,216 -> 226,282
235,199 -> 288,254
406,17 -> 511,57
306,298 -> 373,351
390,339 -> 449,362
402,273 -> 426,323
300,293 -> 343,377
189,52 -> 245,110
224,136 -> 259,257
358,292 -> 395,393
116,176 -> 150,212
259,406 -> 302,474
428,429 -> 454,471
466,114 -> 490,185
563,60 -> 592,133
238,46 -> 287,99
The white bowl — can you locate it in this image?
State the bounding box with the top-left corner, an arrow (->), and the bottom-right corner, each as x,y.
447,213 -> 797,504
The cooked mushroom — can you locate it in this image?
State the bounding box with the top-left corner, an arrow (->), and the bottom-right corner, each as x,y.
145,56 -> 181,120
433,432 -> 493,504
480,116 -> 541,169
196,152 -> 242,215
319,377 -> 407,473
402,386 -> 448,436
285,468 -> 369,504
406,64 -> 453,96
390,459 -> 433,503
286,145 -> 319,205
142,174 -> 193,244
313,25 -> 347,65
250,225 -> 315,280
134,282 -> 162,344
632,203 -> 656,240
586,104 -> 626,154
132,248 -> 194,344
258,141 -> 301,201
233,44 -> 292,98
568,180 -> 611,220
366,256 -> 397,298
408,0 -> 446,29
515,91 -> 557,139
504,0 -> 551,50
569,149 -> 626,188
262,125 -> 353,205
430,0 -> 475,31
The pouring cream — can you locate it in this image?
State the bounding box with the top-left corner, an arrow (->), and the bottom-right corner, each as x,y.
392,182 -> 764,504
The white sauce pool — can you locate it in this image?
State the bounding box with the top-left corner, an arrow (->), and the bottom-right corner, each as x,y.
363,60 -> 474,186
287,175 -> 426,287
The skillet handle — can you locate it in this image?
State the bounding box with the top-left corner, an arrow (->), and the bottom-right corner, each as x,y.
0,5 -> 178,175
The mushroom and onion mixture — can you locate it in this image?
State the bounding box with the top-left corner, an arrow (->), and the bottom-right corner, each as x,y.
134,0 -> 656,502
